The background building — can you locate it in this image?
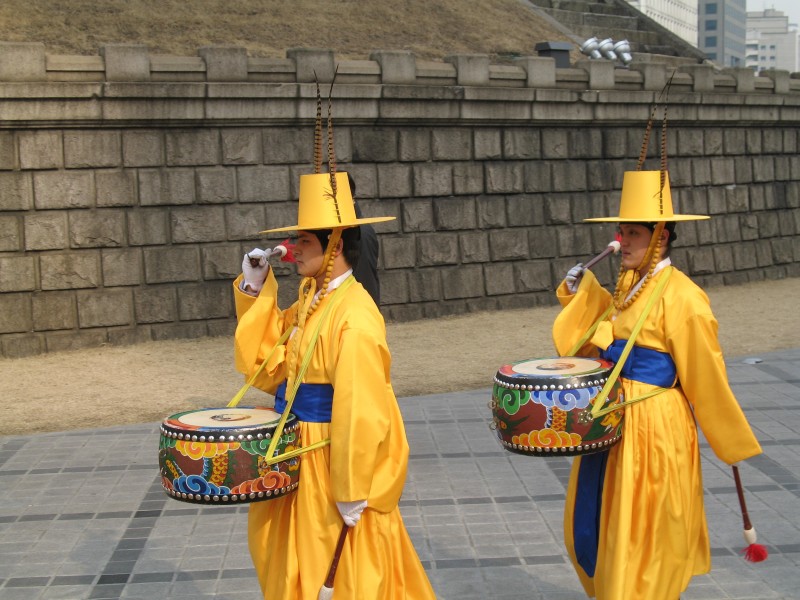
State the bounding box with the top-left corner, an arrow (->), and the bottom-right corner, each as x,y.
625,0 -> 700,46
746,9 -> 800,72
698,0 -> 747,66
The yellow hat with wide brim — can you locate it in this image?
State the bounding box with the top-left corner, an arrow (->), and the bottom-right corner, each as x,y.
585,171 -> 709,223
260,172 -> 396,234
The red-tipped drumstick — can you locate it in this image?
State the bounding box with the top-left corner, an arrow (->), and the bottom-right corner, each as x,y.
732,465 -> 768,562
318,524 -> 350,600
583,240 -> 621,270
247,239 -> 296,268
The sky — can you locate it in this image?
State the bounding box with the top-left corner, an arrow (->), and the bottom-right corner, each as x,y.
747,0 -> 800,27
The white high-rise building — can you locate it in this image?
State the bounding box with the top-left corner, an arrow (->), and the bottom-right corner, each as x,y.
626,0 -> 699,46
746,9 -> 799,73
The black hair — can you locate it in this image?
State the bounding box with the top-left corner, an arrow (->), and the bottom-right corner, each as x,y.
347,173 -> 356,196
311,227 -> 362,268
628,221 -> 676,258
632,221 -> 677,244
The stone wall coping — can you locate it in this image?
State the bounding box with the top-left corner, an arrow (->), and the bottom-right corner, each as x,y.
1,42 -> 797,96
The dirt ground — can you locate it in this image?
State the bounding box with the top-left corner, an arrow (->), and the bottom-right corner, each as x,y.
1,277 -> 798,436
1,0 -> 573,62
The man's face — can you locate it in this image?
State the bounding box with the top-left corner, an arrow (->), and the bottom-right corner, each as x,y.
293,231 -> 324,278
617,223 -> 654,270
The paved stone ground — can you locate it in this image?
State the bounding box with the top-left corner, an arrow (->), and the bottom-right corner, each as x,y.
1,348 -> 799,600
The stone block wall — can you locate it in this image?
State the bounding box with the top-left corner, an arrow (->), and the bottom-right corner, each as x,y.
0,43 -> 799,357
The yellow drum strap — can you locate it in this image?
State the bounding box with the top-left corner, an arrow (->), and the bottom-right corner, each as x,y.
567,304 -> 615,357
264,276 -> 355,465
224,276 -> 355,465
588,267 -> 673,419
227,328 -> 293,409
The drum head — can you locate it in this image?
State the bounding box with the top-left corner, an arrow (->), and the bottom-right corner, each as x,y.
495,356 -> 613,389
176,407 -> 280,428
162,407 -> 283,434
508,357 -> 606,377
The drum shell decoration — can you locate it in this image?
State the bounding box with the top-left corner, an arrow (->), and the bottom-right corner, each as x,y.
490,357 -> 624,456
158,407 -> 300,504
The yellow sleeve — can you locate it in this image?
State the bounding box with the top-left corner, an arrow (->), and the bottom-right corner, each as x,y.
552,270 -> 612,357
667,306 -> 762,465
329,322 -> 406,509
232,270 -> 291,394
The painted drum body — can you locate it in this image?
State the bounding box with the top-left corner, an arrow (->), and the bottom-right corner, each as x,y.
158,407 -> 300,504
490,357 -> 624,456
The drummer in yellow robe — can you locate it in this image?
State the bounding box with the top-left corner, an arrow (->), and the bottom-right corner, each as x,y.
232,168 -> 436,599
552,170 -> 762,600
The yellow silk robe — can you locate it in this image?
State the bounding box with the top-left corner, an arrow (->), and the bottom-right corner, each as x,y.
233,270 -> 435,600
553,267 -> 762,600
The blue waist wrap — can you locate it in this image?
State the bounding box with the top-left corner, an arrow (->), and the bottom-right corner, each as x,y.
599,340 -> 677,388
274,381 -> 334,423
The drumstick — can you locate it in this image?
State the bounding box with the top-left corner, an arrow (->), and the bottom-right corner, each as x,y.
583,240 -> 621,270
732,465 -> 768,562
247,241 -> 291,268
318,524 -> 350,600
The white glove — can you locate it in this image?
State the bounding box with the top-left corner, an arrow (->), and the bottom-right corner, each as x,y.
241,249 -> 270,294
565,263 -> 585,294
336,500 -> 367,528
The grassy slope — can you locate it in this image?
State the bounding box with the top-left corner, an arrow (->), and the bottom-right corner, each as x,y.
0,0 -> 571,60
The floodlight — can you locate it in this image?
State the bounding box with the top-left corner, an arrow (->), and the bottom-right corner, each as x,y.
613,40 -> 633,66
580,37 -> 602,60
598,38 -> 617,61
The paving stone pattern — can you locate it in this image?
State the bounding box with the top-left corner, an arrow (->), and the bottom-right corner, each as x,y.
1,349 -> 799,599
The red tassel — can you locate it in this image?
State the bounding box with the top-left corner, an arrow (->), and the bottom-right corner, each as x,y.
732,466 -> 768,563
279,239 -> 296,263
742,543 -> 769,563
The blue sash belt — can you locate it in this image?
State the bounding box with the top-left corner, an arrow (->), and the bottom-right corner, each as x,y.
274,381 -> 334,423
599,340 -> 677,388
573,451 -> 608,577
573,342 -> 676,577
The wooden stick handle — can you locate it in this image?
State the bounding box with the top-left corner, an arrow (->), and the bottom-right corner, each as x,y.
732,465 -> 753,531
583,241 -> 621,270
323,524 -> 350,589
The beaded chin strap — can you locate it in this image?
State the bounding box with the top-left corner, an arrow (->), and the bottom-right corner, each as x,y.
612,73 -> 673,311
286,228 -> 342,391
